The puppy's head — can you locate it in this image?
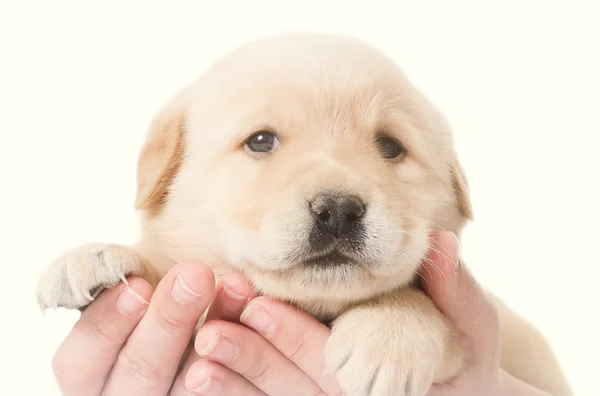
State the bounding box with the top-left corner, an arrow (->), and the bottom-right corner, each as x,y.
135,33 -> 472,305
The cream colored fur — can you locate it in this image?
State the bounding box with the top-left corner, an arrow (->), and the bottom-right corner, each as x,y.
37,33 -> 573,396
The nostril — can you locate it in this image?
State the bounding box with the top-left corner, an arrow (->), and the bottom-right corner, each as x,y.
318,211 -> 331,223
345,212 -> 360,224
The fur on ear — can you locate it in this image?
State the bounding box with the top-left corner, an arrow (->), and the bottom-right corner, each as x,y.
450,156 -> 473,221
134,91 -> 188,213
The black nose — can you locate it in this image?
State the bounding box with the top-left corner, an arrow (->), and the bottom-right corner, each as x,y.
309,194 -> 366,237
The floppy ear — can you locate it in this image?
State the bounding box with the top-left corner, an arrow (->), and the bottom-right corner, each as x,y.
134,93 -> 188,213
450,156 -> 473,221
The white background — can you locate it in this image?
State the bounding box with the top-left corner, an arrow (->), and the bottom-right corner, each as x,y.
1,1 -> 599,395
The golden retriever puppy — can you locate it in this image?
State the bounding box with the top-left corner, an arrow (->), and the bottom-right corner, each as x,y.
37,33 -> 572,396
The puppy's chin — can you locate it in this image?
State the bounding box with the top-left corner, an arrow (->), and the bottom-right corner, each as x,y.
220,219 -> 431,308
243,247 -> 425,306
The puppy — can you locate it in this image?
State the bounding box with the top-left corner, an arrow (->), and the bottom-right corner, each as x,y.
37,33 -> 573,396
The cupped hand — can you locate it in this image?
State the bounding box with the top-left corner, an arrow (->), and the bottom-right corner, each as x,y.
51,231 -> 551,396
190,231 -> 552,396
51,261 -> 255,396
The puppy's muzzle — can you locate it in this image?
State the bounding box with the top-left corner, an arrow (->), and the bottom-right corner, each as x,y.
304,192 -> 367,266
309,194 -> 365,237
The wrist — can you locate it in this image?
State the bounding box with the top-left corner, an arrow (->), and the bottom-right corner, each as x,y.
499,369 -> 554,396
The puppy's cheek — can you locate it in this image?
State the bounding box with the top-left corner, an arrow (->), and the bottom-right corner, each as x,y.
218,222 -> 262,269
362,206 -> 429,280
369,239 -> 428,285
361,203 -> 406,259
254,208 -> 314,269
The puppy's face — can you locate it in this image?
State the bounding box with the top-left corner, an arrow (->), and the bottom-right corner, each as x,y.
136,34 -> 472,305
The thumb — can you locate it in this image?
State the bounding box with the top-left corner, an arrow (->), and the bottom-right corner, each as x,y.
420,230 -> 500,367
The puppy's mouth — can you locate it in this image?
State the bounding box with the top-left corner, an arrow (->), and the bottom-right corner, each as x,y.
300,249 -> 357,267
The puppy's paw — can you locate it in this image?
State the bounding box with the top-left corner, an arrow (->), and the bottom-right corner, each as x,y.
36,243 -> 153,311
325,302 -> 450,396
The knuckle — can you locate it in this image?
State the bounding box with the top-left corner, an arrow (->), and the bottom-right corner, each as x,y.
286,333 -> 312,363
116,347 -> 163,388
154,308 -> 191,334
51,352 -> 82,390
243,356 -> 274,383
78,312 -> 119,345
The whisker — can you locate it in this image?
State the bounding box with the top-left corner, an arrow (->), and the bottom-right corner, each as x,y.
421,255 -> 448,284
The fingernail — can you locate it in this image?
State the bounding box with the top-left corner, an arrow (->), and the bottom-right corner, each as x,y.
222,284 -> 247,301
447,232 -> 461,272
240,305 -> 275,335
116,286 -> 149,315
171,273 -> 202,304
454,256 -> 462,272
190,377 -> 224,395
199,333 -> 238,361
217,283 -> 249,316
438,230 -> 460,272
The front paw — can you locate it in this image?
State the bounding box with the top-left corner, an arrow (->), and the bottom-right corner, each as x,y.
36,243 -> 150,311
325,304 -> 447,396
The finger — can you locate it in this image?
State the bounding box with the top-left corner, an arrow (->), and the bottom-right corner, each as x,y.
170,273 -> 256,393
52,277 -> 152,396
169,358 -> 266,396
419,230 -> 460,303
102,262 -> 216,396
239,297 -> 341,395
195,320 -> 325,396
205,272 -> 255,323
420,230 -> 500,367
169,349 -> 203,396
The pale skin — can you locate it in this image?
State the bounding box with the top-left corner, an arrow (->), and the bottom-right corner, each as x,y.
50,231 -> 554,396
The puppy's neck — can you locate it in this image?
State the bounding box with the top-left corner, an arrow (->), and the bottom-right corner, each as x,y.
135,235 -> 177,278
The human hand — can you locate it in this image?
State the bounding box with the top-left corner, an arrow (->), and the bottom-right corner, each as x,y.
50,261 -> 257,396
50,231 -> 552,396
191,231 -> 553,396
420,231 -> 554,396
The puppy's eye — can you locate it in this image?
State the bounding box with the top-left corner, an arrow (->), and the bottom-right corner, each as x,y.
376,136 -> 406,159
244,131 -> 280,153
